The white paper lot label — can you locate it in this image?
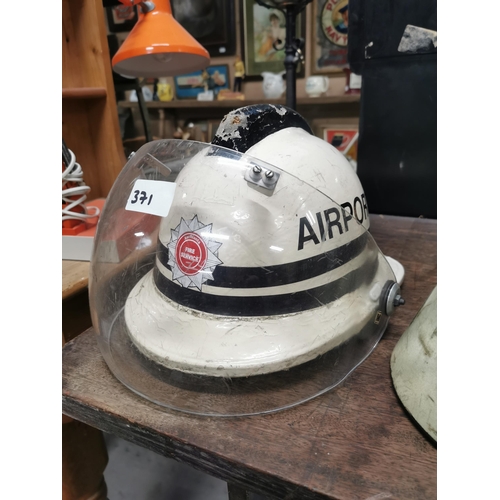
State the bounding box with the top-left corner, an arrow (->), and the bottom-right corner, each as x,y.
126,179 -> 176,217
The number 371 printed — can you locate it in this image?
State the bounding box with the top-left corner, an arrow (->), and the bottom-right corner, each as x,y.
125,179 -> 177,217
130,189 -> 153,206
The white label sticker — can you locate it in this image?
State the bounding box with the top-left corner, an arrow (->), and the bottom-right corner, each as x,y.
125,179 -> 176,217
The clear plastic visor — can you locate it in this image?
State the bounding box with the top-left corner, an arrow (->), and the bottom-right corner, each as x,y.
90,139 -> 396,416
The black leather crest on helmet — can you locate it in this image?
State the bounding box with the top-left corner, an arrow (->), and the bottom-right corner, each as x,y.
211,104 -> 313,153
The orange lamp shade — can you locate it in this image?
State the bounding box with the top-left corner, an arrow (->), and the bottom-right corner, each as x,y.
112,0 -> 210,78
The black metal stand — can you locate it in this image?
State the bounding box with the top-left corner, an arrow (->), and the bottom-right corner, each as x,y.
284,8 -> 298,110
255,0 -> 311,110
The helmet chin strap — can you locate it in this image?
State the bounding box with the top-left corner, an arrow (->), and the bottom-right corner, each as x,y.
211,103 -> 313,153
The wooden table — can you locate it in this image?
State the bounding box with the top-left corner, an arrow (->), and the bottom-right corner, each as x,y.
62,215 -> 437,500
62,260 -> 91,344
62,259 -> 108,500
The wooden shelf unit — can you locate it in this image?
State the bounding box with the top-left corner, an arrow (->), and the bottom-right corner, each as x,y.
62,87 -> 107,99
119,95 -> 361,138
62,2 -> 123,498
118,94 -> 361,110
62,0 -> 126,200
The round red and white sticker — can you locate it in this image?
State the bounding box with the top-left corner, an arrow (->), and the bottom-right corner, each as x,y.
167,215 -> 223,290
175,232 -> 208,276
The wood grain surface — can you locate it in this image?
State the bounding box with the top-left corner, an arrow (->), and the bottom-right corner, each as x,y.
62,260 -> 90,300
62,215 -> 437,500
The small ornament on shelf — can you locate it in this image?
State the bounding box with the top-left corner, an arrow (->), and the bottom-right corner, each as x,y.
305,75 -> 329,98
157,78 -> 174,101
217,89 -> 245,101
261,71 -> 285,99
233,55 -> 246,98
344,68 -> 362,95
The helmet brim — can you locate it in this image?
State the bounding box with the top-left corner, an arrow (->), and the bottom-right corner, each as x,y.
123,251 -> 394,377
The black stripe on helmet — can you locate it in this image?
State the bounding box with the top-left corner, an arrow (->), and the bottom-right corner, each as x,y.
153,255 -> 378,317
157,232 -> 368,289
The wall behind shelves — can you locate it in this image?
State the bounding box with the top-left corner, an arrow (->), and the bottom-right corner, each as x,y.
104,2 -> 356,143
106,2 -> 350,102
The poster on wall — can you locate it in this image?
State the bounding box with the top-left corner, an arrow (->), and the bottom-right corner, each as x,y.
174,65 -> 230,99
241,0 -> 305,78
324,128 -> 359,172
313,119 -> 359,172
310,0 -> 350,75
171,0 -> 236,57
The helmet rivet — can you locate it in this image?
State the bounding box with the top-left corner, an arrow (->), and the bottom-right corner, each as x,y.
245,165 -> 280,190
394,295 -> 405,307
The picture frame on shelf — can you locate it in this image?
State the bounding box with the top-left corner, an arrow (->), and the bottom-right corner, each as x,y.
240,0 -> 305,79
174,65 -> 230,100
313,118 -> 359,172
171,0 -> 236,57
309,0 -> 349,75
105,4 -> 138,33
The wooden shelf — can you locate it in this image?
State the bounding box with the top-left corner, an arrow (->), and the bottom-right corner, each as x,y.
62,260 -> 90,300
62,0 -> 126,200
119,94 -> 360,138
118,94 -> 360,110
62,87 -> 107,100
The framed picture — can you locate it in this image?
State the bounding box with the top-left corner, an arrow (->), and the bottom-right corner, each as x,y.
106,4 -> 138,33
313,118 -> 359,171
174,65 -> 230,100
240,0 -> 305,78
310,0 -> 350,75
171,0 -> 236,57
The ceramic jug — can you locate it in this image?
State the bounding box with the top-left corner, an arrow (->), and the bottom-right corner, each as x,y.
261,71 -> 286,99
305,76 -> 329,97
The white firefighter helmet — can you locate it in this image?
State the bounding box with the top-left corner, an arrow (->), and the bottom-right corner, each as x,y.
212,104 -> 372,231
391,286 -> 437,441
90,104 -> 404,415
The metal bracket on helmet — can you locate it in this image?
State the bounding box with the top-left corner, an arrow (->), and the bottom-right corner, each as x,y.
245,163 -> 280,191
139,153 -> 172,178
383,281 -> 406,316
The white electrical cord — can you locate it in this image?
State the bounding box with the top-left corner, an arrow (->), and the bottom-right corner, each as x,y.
62,149 -> 100,222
